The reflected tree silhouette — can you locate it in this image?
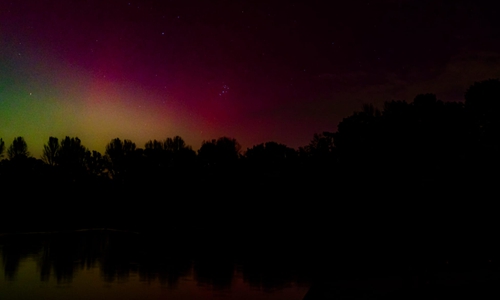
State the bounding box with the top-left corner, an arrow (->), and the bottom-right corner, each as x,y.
2,247 -> 23,280
0,231 -> 222,286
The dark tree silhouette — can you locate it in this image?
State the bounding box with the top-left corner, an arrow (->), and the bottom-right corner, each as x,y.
198,137 -> 241,168
143,136 -> 196,185
307,132 -> 335,155
331,94 -> 467,184
297,132 -> 337,185
106,138 -> 136,158
144,139 -> 168,171
301,132 -> 336,164
145,139 -> 164,151
333,104 -> 381,171
7,136 -> 29,160
245,141 -> 297,167
197,140 -> 216,167
465,79 -> 500,151
41,137 -> 60,166
168,137 -> 196,174
44,136 -> 88,184
244,141 -> 298,187
462,79 -> 500,187
58,137 -> 87,170
105,138 -> 139,180
0,137 -> 4,159
465,79 -> 500,123
84,150 -> 106,177
1,137 -> 45,193
164,136 -> 189,152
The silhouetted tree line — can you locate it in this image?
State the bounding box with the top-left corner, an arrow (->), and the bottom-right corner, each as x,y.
330,80 -> 500,194
0,80 -> 497,185
1,79 -> 499,233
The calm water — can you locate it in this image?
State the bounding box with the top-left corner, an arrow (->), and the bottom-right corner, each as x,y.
0,229 -> 311,300
4,226 -> 499,300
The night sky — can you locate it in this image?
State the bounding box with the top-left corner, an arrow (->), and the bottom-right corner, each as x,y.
2,0 -> 500,157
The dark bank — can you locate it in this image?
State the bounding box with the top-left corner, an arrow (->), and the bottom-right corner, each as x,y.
2,80 -> 500,299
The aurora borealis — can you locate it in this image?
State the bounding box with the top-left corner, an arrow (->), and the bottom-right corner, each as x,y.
2,0 -> 500,157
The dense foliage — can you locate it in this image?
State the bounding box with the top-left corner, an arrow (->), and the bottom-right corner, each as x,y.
1,79 -> 499,235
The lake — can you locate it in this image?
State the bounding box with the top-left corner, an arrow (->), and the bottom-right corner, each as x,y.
3,221 -> 499,300
0,229 -> 311,300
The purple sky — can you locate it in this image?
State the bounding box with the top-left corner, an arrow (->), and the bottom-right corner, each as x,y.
1,0 -> 500,157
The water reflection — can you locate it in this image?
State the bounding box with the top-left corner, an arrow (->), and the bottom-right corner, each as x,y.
0,229 -> 310,300
3,227 -> 499,300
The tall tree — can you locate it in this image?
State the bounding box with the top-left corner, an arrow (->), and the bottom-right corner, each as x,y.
7,137 -> 29,160
51,137 -> 88,181
333,104 -> 380,168
165,136 -> 188,152
246,141 -> 297,164
464,79 -> 500,175
85,150 -> 106,177
105,138 -> 138,180
58,137 -> 86,169
304,132 -> 335,158
245,141 -> 297,179
465,79 -> 500,147
41,137 -> 60,166
0,138 -> 4,159
145,139 -> 164,151
198,137 -> 241,168
465,79 -> 500,124
105,138 -> 136,159
144,139 -> 167,169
